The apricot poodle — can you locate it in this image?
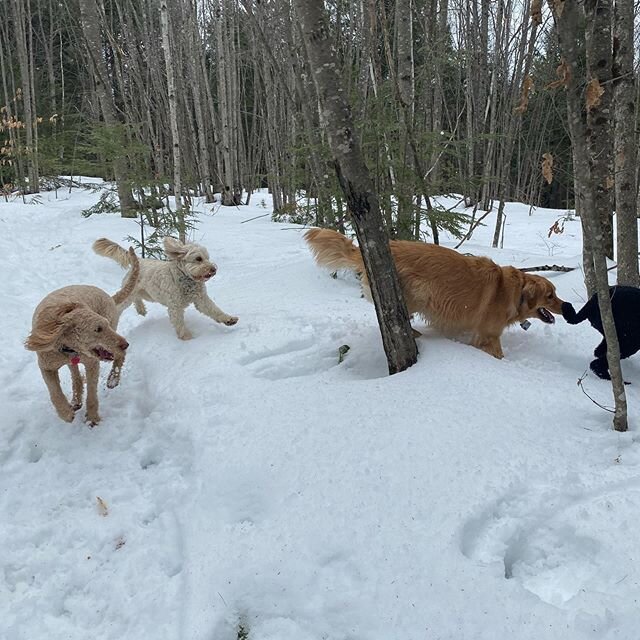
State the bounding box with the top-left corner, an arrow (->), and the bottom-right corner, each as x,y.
25,248 -> 140,425
93,237 -> 238,340
305,228 -> 564,359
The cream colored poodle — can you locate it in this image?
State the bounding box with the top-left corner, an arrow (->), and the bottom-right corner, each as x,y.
25,248 -> 140,426
93,237 -> 239,340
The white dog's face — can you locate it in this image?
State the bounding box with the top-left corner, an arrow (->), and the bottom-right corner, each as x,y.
163,237 -> 218,282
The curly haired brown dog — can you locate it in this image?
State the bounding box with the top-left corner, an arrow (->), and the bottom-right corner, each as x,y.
93,237 -> 238,340
304,228 -> 565,359
25,248 -> 139,426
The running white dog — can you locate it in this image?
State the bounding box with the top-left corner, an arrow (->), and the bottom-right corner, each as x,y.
93,237 -> 238,340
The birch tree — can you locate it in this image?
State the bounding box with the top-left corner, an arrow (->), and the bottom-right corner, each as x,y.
159,0 -> 185,239
78,0 -> 136,217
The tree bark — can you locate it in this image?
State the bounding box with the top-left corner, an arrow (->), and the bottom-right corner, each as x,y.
11,0 -> 39,193
585,0 -> 614,260
78,0 -> 136,217
293,0 -> 418,375
159,0 -> 185,240
549,0 -> 628,431
613,0 -> 639,286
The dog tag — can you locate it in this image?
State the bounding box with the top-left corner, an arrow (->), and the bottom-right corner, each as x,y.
70,355 -> 81,365
520,320 -> 531,331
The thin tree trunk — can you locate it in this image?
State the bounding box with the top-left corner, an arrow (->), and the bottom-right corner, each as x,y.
550,0 -> 628,432
12,0 -> 38,193
613,0 -> 639,286
293,0 -> 418,375
159,0 -> 184,239
78,0 -> 136,217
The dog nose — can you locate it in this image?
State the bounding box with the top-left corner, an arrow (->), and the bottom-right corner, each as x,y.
209,267 -> 217,277
120,340 -> 129,351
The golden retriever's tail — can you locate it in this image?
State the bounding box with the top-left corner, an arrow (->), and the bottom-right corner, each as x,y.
93,237 -> 132,269
304,228 -> 364,273
111,248 -> 140,306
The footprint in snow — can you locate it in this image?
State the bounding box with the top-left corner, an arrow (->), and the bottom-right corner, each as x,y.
239,337 -> 341,380
460,478 -> 640,608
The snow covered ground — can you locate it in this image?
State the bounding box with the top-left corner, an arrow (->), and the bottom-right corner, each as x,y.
1,183 -> 639,640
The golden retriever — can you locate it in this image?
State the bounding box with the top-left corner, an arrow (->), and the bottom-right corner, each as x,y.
304,228 -> 564,359
25,248 -> 139,425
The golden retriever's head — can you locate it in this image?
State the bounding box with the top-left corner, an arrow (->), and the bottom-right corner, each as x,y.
518,274 -> 565,324
163,237 -> 217,282
25,303 -> 129,362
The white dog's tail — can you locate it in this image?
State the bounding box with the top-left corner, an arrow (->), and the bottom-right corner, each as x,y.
304,228 -> 364,273
93,237 -> 133,269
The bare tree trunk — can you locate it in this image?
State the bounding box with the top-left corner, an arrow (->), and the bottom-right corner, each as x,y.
12,0 -> 39,193
394,0 -> 416,239
78,0 -> 136,217
159,0 -> 184,240
585,0 -> 614,261
215,0 -> 235,205
550,0 -> 628,432
187,0 -> 213,202
613,0 -> 639,286
293,0 -> 418,375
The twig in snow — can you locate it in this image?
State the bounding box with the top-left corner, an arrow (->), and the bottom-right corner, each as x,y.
241,213 -> 271,224
577,370 -> 615,413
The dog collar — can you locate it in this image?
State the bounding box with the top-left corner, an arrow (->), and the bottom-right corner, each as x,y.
517,292 -> 531,330
60,345 -> 81,365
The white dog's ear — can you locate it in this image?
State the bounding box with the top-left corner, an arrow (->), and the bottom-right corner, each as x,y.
163,237 -> 188,261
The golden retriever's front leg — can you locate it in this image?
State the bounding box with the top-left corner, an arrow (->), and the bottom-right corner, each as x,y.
473,335 -> 504,359
84,361 -> 101,426
69,363 -> 84,410
41,368 -> 75,422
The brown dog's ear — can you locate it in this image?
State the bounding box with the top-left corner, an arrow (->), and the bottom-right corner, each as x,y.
521,279 -> 538,303
25,302 -> 79,351
163,237 -> 188,261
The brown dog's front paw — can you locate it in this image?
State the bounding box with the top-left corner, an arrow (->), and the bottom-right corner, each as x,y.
57,404 -> 76,422
85,412 -> 101,427
107,366 -> 122,389
223,316 -> 238,326
178,331 -> 194,340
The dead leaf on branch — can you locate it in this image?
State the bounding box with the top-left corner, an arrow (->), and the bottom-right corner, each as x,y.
96,496 -> 109,517
605,175 -> 615,190
531,0 -> 543,24
542,152 -> 554,184
586,78 -> 605,110
514,76 -> 535,114
551,0 -> 565,17
548,220 -> 565,237
546,60 -> 571,89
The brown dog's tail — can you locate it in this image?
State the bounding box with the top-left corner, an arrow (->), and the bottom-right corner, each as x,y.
111,248 -> 140,306
304,228 -> 364,273
93,238 -> 132,269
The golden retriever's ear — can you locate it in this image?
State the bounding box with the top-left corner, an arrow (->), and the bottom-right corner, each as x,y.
25,302 -> 79,351
163,237 -> 188,261
521,279 -> 539,303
